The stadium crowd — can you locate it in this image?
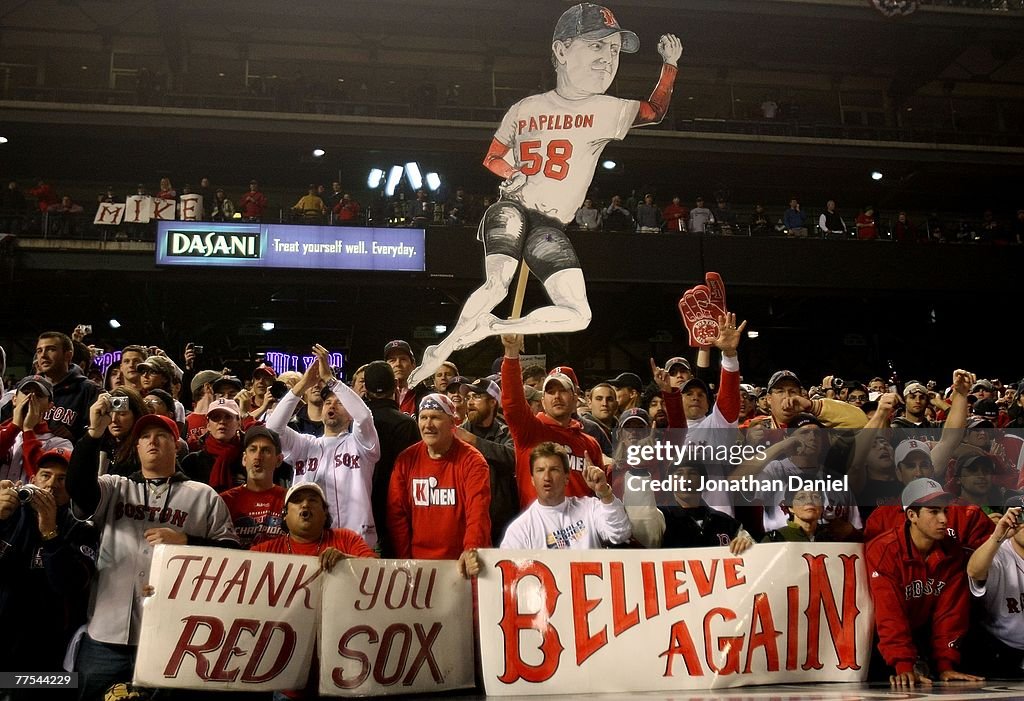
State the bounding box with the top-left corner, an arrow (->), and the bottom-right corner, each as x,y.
3,176 -> 1022,244
3,319 -> 1024,698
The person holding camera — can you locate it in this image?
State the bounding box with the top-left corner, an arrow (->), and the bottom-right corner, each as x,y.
265,344 -> 381,550
0,448 -> 98,681
73,387 -> 149,479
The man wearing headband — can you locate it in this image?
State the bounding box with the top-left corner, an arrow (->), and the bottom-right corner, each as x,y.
387,392 -> 491,578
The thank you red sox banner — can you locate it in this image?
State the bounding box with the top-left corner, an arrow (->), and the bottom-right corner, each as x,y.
134,546 -> 474,695
476,543 -> 873,695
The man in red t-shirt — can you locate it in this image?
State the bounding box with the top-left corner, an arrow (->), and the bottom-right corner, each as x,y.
252,481 -> 374,699
220,426 -> 288,548
252,482 -> 376,563
387,393 -> 490,577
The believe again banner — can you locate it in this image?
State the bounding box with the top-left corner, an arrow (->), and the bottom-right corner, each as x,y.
476,543 -> 873,695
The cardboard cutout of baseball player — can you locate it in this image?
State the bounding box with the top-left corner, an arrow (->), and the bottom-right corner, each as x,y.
409,3 -> 682,387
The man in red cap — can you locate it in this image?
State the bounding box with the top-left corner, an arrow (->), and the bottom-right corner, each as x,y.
68,411 -> 238,699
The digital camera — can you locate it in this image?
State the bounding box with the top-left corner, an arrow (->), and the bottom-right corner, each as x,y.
110,396 -> 129,412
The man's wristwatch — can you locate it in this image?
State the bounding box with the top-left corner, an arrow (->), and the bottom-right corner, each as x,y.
40,527 -> 59,542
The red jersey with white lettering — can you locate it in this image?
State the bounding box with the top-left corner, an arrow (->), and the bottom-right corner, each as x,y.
494,91 -> 639,223
252,528 -> 376,559
387,438 -> 491,560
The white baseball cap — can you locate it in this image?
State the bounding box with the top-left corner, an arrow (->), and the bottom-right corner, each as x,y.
901,477 -> 953,510
894,439 -> 931,466
285,482 -> 327,504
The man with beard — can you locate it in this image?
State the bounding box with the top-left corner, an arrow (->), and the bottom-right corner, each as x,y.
252,481 -> 375,699
456,378 -> 518,544
267,344 -> 381,550
33,331 -> 98,440
892,381 -> 936,433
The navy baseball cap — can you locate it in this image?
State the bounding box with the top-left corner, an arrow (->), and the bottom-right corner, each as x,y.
618,407 -> 650,428
608,372 -> 644,392
767,370 -> 801,391
16,374 -> 53,399
384,340 -> 415,362
243,425 -> 282,453
553,3 -> 639,53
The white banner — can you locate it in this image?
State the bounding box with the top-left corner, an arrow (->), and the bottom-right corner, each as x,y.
477,543 -> 873,695
319,559 -> 475,696
152,197 -> 176,221
134,545 -> 321,692
124,196 -> 152,223
179,194 -> 204,221
93,202 -> 126,225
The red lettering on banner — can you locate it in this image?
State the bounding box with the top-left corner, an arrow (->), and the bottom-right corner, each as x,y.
663,561 -> 689,609
251,561 -> 293,607
385,569 -> 411,609
659,620 -> 703,676
193,557 -> 229,601
786,584 -> 799,671
641,561 -> 660,619
164,615 -> 224,678
570,561 -> 607,665
152,198 -> 175,220
373,624 -> 411,686
609,561 -> 640,636
355,568 -> 384,610
210,618 -> 261,681
803,553 -> 860,671
331,623 -> 444,689
219,560 -> 252,605
723,558 -> 746,588
691,560 -> 717,597
405,622 -> 443,684
743,593 -> 781,673
704,608 -> 741,674
166,555 -> 204,599
496,559 -> 565,684
284,565 -> 319,609
334,625 -> 376,689
163,616 -> 295,681
96,203 -> 122,223
240,622 -> 296,683
181,198 -> 198,220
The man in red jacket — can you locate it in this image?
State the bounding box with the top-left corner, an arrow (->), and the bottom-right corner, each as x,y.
500,333 -> 605,508
865,477 -> 983,688
387,393 -> 490,577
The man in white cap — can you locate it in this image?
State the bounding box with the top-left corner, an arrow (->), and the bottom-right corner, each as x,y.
865,478 -> 983,688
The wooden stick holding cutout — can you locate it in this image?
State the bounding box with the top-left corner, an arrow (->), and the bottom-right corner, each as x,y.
508,262 -> 532,352
678,272 -> 728,368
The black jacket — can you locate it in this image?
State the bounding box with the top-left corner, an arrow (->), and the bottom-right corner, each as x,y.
462,416 -> 519,544
48,365 -> 99,441
658,501 -> 744,548
366,396 -> 419,556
